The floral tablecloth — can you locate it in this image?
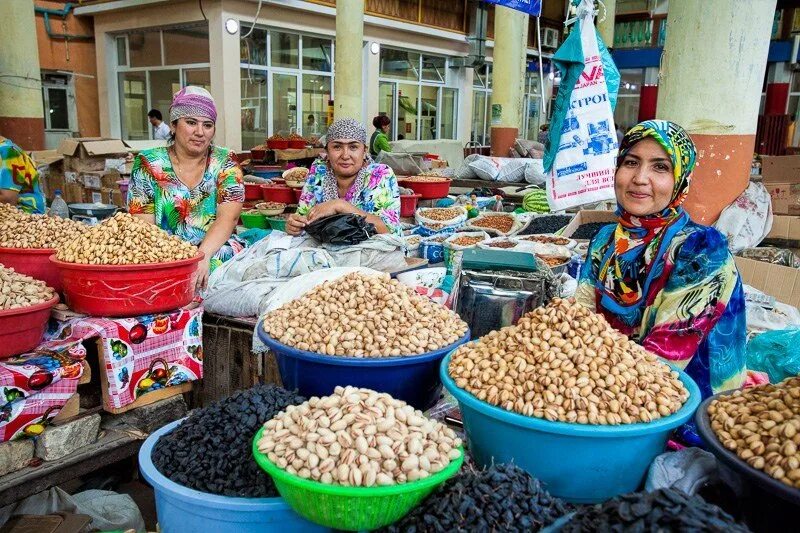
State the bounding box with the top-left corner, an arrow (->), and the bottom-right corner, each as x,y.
0,307 -> 203,442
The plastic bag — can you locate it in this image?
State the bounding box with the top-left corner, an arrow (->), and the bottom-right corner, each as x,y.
464,213 -> 527,237
523,159 -> 546,185
374,151 -> 424,176
746,329 -> 800,383
515,138 -> 545,158
467,156 -> 529,183
454,154 -> 481,180
305,214 -> 376,245
738,247 -> 800,268
415,206 -> 468,230
544,0 -> 620,211
714,181 -> 773,253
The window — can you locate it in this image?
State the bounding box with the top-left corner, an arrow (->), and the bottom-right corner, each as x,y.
240,28 -> 334,146
42,86 -> 69,130
615,68 -> 645,132
472,63 -> 492,145
379,47 -> 458,141
113,24 -> 211,140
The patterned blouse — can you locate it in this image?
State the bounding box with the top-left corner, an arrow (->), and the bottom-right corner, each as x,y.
0,137 -> 45,214
576,221 -> 747,399
127,146 -> 245,269
296,159 -> 401,235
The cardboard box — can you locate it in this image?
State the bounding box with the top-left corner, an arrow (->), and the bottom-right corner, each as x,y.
561,210 -> 618,239
79,171 -> 103,190
429,159 -> 448,169
82,187 -> 104,204
64,183 -> 83,204
111,189 -> 125,208
30,150 -> 65,202
58,138 -> 129,172
101,170 -> 122,189
735,256 -> 800,308
760,156 -> 800,214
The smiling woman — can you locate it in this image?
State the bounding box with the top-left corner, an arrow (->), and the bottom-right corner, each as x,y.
575,121 -> 747,438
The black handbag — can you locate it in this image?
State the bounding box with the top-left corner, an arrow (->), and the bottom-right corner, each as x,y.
304,213 -> 377,245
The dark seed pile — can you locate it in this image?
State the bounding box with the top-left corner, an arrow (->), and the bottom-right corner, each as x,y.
380,463 -> 570,532
571,222 -> 610,240
562,488 -> 750,533
152,384 -> 306,497
518,215 -> 573,236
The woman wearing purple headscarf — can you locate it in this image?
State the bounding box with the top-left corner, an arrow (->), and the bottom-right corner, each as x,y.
128,86 -> 245,290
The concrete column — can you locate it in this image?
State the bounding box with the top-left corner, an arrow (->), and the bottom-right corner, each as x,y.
458,67 -> 475,145
657,0 -> 776,225
208,2 -> 242,150
364,41 -> 380,126
0,0 -> 45,150
596,0 -> 617,49
334,0 -> 364,122
490,6 -> 528,156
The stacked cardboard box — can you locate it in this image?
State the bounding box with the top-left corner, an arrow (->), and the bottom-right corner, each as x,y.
760,155 -> 800,215
57,138 -> 129,207
30,150 -> 65,202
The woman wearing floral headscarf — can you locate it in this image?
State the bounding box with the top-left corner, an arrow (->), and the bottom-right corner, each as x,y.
286,118 -> 401,236
576,120 -> 746,402
128,86 -> 245,290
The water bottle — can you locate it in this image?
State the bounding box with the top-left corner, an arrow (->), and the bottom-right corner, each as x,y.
49,190 -> 70,219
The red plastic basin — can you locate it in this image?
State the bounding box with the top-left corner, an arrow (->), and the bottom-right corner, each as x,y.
261,185 -> 296,205
288,140 -> 306,149
50,253 -> 203,317
244,183 -> 262,201
398,178 -> 451,200
400,193 -> 422,217
267,140 -> 289,150
250,148 -> 267,161
0,295 -> 60,359
0,247 -> 61,293
292,187 -> 302,204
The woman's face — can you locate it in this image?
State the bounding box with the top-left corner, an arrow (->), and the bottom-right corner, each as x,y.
173,116 -> 215,156
327,138 -> 366,178
614,138 -> 675,216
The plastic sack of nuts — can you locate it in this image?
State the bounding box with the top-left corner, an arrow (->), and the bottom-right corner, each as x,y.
477,237 -> 524,251
256,386 -> 463,486
449,298 -> 690,425
415,207 -> 468,231
465,213 -> 525,237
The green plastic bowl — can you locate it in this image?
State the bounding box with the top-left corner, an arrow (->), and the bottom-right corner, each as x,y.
241,211 -> 268,229
267,216 -> 287,232
252,427 -> 464,531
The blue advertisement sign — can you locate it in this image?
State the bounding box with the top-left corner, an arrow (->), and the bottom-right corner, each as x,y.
482,0 -> 542,16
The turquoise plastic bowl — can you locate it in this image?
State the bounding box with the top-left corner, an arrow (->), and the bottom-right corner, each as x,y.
440,352 -> 701,503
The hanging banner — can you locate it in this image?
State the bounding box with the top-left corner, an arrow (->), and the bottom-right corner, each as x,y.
543,0 -> 620,211
482,0 -> 542,17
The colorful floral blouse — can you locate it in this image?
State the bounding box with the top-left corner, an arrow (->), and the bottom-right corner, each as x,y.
576,222 -> 747,399
0,137 -> 45,214
128,146 -> 245,269
296,159 -> 401,235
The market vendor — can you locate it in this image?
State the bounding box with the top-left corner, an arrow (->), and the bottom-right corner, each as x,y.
0,135 -> 45,214
128,86 -> 245,290
286,118 -> 401,236
370,115 -> 392,157
576,120 -> 746,400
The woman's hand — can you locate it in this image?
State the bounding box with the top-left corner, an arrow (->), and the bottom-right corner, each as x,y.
195,257 -> 211,292
307,199 -> 351,222
286,213 -> 308,235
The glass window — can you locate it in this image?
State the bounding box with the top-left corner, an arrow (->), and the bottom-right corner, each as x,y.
271,32 -> 300,69
241,68 -> 268,149
241,26 -> 268,66
302,74 -> 331,136
303,36 -> 332,72
472,91 -> 487,144
441,88 -> 457,139
116,37 -> 127,66
789,95 -> 799,119
421,56 -> 445,83
45,87 -> 69,130
163,26 -> 209,65
524,94 -> 542,141
273,73 -> 298,135
419,86 -> 439,140
397,83 -> 418,140
128,31 -> 162,68
380,49 -> 421,81
184,68 -> 211,91
150,70 -> 180,135
118,71 -> 148,140
792,72 -> 800,94
619,68 -> 645,95
614,97 -> 640,133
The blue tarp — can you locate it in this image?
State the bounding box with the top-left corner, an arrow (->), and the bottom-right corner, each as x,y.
482,0 -> 542,17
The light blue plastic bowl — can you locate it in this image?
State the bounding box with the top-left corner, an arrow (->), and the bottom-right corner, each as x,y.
139,419 -> 328,533
440,352 -> 701,503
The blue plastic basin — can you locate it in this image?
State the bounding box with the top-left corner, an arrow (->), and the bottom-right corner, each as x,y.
440,352 -> 701,503
139,420 -> 328,533
258,324 -> 470,410
251,169 -> 284,179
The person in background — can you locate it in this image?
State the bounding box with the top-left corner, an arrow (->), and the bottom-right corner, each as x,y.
149,109 -> 171,141
370,115 -> 392,157
616,124 -> 626,146
306,114 -> 318,134
0,135 -> 45,214
537,123 -> 549,144
286,118 -> 401,237
576,120 -> 746,415
129,87 -> 245,290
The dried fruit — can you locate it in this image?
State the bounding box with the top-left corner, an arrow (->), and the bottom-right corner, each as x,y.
449,236 -> 484,247
520,235 -> 571,246
418,208 -> 462,222
470,215 -> 515,233
449,298 -> 689,424
258,387 -> 462,486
